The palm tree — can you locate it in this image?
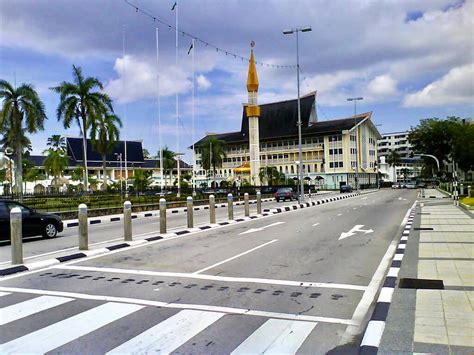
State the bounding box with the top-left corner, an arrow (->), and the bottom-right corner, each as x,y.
387,150 -> 401,183
259,166 -> 281,186
51,65 -> 113,192
400,167 -> 411,182
133,169 -> 152,193
47,134 -> 66,151
0,79 -> 47,200
43,148 -> 69,191
200,136 -> 227,187
90,112 -> 122,190
161,146 -> 176,189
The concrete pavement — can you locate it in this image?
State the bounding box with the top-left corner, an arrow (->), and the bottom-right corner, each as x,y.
377,189 -> 474,354
0,189 -> 417,353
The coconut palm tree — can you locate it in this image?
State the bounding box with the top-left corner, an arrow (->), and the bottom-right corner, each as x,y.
161,146 -> 176,189
200,136 -> 227,187
387,150 -> 401,183
47,134 -> 66,151
51,65 -> 113,192
90,112 -> 122,190
0,79 -> 47,200
43,148 -> 69,192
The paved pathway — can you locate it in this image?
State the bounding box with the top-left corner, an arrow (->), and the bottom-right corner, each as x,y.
379,189 -> 474,354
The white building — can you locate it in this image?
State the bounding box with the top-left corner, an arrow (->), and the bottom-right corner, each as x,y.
377,131 -> 420,183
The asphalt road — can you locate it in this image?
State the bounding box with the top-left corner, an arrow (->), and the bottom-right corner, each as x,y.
0,189 -> 418,354
0,193 -> 332,265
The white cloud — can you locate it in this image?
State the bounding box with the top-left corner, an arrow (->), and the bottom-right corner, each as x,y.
403,64 -> 474,107
105,55 -> 192,104
196,74 -> 211,90
367,75 -> 398,96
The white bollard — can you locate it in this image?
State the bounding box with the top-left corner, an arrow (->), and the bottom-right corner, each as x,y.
78,203 -> 88,250
159,198 -> 167,234
123,201 -> 132,241
209,195 -> 216,224
227,193 -> 234,220
10,207 -> 23,265
187,196 -> 193,228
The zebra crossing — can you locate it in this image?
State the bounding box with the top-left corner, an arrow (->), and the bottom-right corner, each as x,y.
0,291 -> 320,354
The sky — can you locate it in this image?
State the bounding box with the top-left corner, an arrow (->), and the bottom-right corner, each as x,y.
0,0 -> 473,163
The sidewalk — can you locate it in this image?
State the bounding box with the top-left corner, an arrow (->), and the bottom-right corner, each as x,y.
378,189 -> 474,354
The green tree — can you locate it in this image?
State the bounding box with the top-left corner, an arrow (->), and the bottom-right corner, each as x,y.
142,148 -> 151,159
451,121 -> 474,174
47,134 -> 66,151
71,166 -> 84,183
133,169 -> 152,192
0,80 -> 47,200
399,167 -> 411,182
43,148 -> 69,190
387,150 -> 401,183
161,146 -> 176,189
90,112 -> 122,190
51,65 -> 113,192
199,136 -> 227,186
259,166 -> 281,186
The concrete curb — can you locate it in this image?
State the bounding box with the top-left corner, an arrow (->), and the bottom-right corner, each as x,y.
359,204 -> 417,354
0,190 -> 375,277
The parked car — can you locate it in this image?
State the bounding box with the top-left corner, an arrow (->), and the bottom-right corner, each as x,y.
392,182 -> 401,189
0,200 -> 63,240
339,185 -> 353,193
406,182 -> 416,189
275,187 -> 295,202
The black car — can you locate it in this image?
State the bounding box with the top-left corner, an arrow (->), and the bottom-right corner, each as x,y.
0,200 -> 63,241
340,185 -> 353,193
275,187 -> 295,202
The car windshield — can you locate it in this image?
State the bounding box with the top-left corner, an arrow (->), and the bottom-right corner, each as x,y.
277,188 -> 291,193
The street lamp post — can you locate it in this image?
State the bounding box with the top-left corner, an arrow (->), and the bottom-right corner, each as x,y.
115,153 -> 123,200
283,26 -> 311,203
347,97 -> 363,191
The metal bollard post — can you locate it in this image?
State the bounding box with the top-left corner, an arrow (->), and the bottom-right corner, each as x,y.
257,191 -> 262,214
460,184 -> 464,196
187,196 -> 193,228
78,203 -> 88,251
209,195 -> 216,224
159,198 -> 167,234
10,207 -> 23,264
227,193 -> 234,220
244,193 -> 249,217
468,185 -> 472,198
123,201 -> 132,241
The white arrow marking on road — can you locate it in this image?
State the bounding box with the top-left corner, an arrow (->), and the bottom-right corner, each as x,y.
239,222 -> 285,235
339,225 -> 374,240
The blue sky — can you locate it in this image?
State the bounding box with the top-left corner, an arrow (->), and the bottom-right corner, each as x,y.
1,0 -> 473,163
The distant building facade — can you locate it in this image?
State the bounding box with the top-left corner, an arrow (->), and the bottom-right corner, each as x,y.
377,131 -> 420,182
193,93 -> 382,189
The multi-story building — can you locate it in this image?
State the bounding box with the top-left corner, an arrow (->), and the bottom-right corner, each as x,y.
377,131 -> 420,183
193,93 -> 382,189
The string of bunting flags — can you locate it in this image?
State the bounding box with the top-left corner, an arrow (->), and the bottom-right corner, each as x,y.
123,0 -> 296,69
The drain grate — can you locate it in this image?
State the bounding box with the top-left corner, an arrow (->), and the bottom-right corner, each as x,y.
399,278 -> 444,289
414,227 -> 434,231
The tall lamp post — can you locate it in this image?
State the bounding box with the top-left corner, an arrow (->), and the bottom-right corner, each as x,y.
115,153 -> 123,201
347,97 -> 363,191
283,26 -> 311,203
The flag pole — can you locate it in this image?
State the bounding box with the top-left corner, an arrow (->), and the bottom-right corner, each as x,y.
192,38 -> 196,197
175,0 -> 181,198
123,25 -> 128,197
156,28 -> 164,192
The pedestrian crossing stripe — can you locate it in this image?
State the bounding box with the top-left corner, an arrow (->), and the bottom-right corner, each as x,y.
0,295 -> 73,325
1,295 -> 319,354
0,292 -> 10,297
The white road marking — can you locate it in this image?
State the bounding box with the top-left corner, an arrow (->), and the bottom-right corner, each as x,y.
0,302 -> 143,354
0,295 -> 73,325
107,310 -> 224,354
231,319 -> 317,355
377,287 -> 394,303
312,223 -> 320,227
193,239 -> 278,274
0,292 -> 11,297
339,225 -> 374,240
340,200 -> 417,344
361,197 -> 367,200
337,213 -> 343,216
0,286 -> 358,325
52,265 -> 368,291
239,221 -> 285,235
353,207 -> 357,210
